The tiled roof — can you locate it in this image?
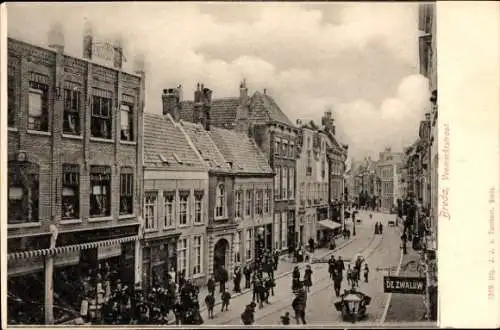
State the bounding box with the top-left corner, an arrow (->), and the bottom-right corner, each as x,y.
180,121 -> 231,171
249,91 -> 294,127
143,113 -> 206,171
209,127 -> 273,174
180,98 -> 240,129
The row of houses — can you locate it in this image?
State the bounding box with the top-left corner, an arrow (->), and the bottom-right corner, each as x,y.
5,24 -> 348,324
349,148 -> 404,212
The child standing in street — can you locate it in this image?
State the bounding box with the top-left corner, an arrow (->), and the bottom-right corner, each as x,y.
205,292 -> 215,319
364,264 -> 369,283
221,289 -> 231,312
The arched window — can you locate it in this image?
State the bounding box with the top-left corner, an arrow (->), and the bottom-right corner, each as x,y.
215,183 -> 225,218
8,160 -> 40,224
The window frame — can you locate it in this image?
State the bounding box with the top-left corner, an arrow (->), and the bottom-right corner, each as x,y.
179,190 -> 190,226
274,166 -> 280,200
28,81 -> 49,132
7,161 -> 40,225
119,169 -> 134,215
144,191 -> 158,231
89,166 -> 111,218
288,167 -> 294,200
192,235 -> 203,275
282,167 -> 288,200
91,89 -> 113,140
177,238 -> 189,277
120,102 -> 134,141
245,189 -> 253,217
194,190 -> 204,224
235,190 -> 243,219
255,189 -> 263,216
62,164 -> 80,220
163,191 -> 175,228
215,183 -> 225,218
63,86 -> 82,136
245,228 -> 253,261
7,69 -> 16,127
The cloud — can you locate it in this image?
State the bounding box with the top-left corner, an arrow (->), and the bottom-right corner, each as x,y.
334,74 -> 431,159
7,2 -> 425,162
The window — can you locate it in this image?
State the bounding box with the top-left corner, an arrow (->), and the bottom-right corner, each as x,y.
300,183 -> 305,204
274,167 -> 280,199
62,164 -> 79,220
163,191 -> 175,228
288,167 -> 295,199
321,160 -> 326,179
289,142 -> 295,158
120,168 -> 134,215
234,232 -> 241,263
281,212 -> 287,249
194,191 -> 203,224
8,67 -> 16,127
282,167 -> 288,199
263,189 -> 271,214
120,103 -> 134,141
193,236 -> 203,275
255,190 -> 263,215
245,229 -> 253,260
8,161 -> 39,224
28,74 -> 49,132
274,140 -> 280,156
179,191 -> 190,226
235,190 -> 243,218
90,166 -> 111,217
245,190 -> 253,217
177,238 -> 188,276
144,192 -> 157,230
282,141 -> 287,156
91,88 -> 112,139
215,183 -> 225,218
63,83 -> 81,135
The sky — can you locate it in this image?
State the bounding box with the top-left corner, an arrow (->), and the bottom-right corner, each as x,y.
7,2 -> 432,160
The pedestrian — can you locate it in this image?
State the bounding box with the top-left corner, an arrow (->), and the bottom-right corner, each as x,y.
173,298 -> 182,325
292,266 -> 301,292
303,265 -> 313,292
221,289 -> 231,312
308,237 -> 315,253
328,256 -> 336,280
336,256 -> 345,275
252,274 -> 261,303
274,249 -> 280,271
346,264 -> 353,287
205,293 -> 215,319
219,267 -> 228,293
233,265 -> 242,293
333,270 -> 342,297
260,278 -> 270,306
374,222 -> 379,235
401,232 -> 408,255
241,303 -> 255,325
292,286 -> 307,324
243,264 -> 251,289
207,276 -> 215,296
379,222 -> 383,234
364,264 -> 369,283
281,312 -> 291,325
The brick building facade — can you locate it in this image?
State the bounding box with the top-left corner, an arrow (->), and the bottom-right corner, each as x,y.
6,25 -> 144,325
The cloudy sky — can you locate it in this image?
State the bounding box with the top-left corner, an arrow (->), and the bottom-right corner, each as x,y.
7,2 -> 432,160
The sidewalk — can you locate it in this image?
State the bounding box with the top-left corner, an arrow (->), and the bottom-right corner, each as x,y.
196,235 -> 357,313
384,245 -> 428,322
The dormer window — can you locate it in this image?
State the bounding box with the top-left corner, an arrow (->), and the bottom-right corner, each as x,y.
215,183 -> 225,218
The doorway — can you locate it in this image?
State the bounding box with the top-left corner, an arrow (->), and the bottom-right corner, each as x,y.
213,238 -> 229,273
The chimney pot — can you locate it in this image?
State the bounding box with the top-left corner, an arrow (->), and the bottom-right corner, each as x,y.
263,88 -> 267,95
162,86 -> 181,122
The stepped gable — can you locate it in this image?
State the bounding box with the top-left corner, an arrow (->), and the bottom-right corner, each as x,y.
209,126 -> 273,174
180,97 -> 240,128
143,113 -> 206,170
249,91 -> 294,126
181,121 -> 231,171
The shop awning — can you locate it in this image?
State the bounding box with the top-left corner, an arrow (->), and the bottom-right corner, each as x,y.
318,220 -> 342,230
8,235 -> 138,261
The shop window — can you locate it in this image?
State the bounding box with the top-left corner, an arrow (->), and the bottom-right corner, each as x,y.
120,103 -> 134,141
255,189 -> 263,215
28,75 -> 49,132
235,190 -> 242,219
163,191 -> 175,228
194,190 -> 203,224
8,161 -> 39,224
91,89 -> 112,139
7,68 -> 16,127
245,190 -> 253,217
63,83 -> 81,135
177,238 -> 188,276
179,191 -> 189,225
144,192 -> 157,230
245,229 -> 253,260
215,183 -> 225,218
62,164 -> 79,220
90,166 -> 111,217
120,168 -> 134,215
193,236 -> 203,275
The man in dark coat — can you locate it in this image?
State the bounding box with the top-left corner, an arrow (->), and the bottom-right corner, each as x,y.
219,267 -> 228,293
333,269 -> 342,297
233,266 -> 242,293
207,276 -> 215,296
243,264 -> 252,289
336,256 -> 345,274
205,293 -> 215,319
221,289 -> 231,312
328,256 -> 336,280
292,286 -> 307,324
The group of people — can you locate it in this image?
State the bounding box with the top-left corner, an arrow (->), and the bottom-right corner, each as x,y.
328,255 -> 369,297
374,221 -> 384,235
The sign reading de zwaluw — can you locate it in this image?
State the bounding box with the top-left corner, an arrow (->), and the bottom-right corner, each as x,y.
383,276 -> 426,294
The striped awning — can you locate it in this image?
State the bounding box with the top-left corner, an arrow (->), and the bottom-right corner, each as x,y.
8,235 -> 138,261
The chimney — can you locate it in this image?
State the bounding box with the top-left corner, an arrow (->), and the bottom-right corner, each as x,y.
202,86 -> 212,131
113,37 -> 124,70
322,110 -> 335,135
83,20 -> 93,60
162,87 -> 181,122
193,83 -> 202,123
134,53 -> 145,75
263,88 -> 267,95
239,79 -> 248,105
194,83 -> 212,130
296,119 -> 302,126
236,79 -> 249,133
48,22 -> 65,53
